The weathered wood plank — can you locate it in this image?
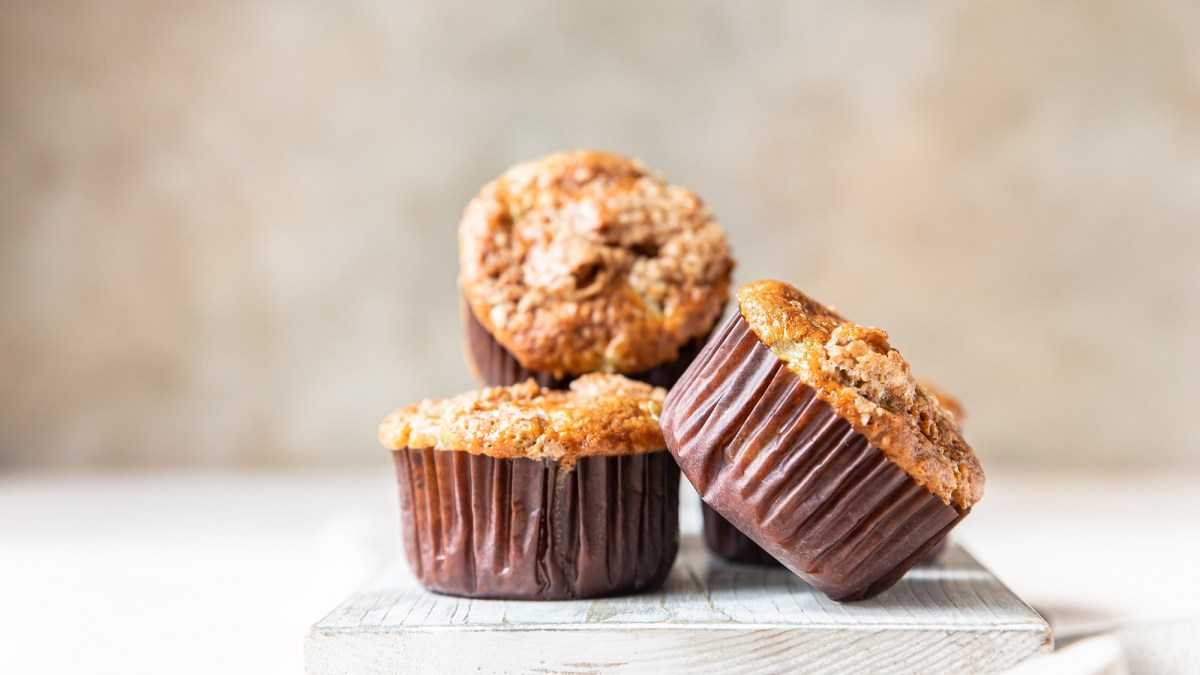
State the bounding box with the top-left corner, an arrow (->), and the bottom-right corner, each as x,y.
306,534 -> 1050,674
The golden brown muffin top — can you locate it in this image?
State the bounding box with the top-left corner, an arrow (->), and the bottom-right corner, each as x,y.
459,150 -> 734,378
918,379 -> 966,426
736,280 -> 985,510
378,374 -> 667,466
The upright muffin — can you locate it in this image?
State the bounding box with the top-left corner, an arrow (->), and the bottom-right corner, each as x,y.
379,374 -> 679,600
703,378 -> 969,567
661,280 -> 984,601
459,150 -> 735,388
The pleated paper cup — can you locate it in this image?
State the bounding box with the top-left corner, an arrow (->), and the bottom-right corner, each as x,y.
701,503 -> 783,566
394,447 -> 680,600
662,313 -> 965,601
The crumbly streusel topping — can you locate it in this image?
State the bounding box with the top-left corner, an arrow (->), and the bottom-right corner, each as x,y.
378,374 -> 667,465
736,280 -> 984,510
918,378 -> 966,425
459,150 -> 734,377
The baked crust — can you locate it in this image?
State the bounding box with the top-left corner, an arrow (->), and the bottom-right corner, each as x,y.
736,280 -> 984,510
459,150 -> 734,377
918,379 -> 966,425
378,374 -> 666,465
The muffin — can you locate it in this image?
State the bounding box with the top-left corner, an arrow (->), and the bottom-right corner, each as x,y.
379,373 -> 679,600
661,280 -> 985,601
459,150 -> 734,388
702,378 -> 969,568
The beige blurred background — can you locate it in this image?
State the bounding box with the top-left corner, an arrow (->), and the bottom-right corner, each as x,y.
1,0 -> 1197,469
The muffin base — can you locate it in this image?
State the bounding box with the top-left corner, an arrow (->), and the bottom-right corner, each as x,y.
393,448 -> 680,600
662,313 -> 966,601
463,299 -> 710,389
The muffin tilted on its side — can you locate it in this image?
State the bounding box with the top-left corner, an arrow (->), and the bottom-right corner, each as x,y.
702,377 -> 970,568
661,280 -> 985,601
458,150 -> 735,388
379,374 -> 679,600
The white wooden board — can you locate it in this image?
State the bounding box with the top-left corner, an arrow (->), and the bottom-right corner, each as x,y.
306,533 -> 1050,674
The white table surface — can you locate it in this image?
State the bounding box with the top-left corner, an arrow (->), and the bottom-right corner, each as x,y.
2,464 -> 1198,674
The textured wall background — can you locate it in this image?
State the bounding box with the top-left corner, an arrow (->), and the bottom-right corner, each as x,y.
2,0 -> 1198,468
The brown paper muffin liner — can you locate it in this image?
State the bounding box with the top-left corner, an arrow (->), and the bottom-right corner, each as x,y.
462,299 -> 711,389
393,447 -> 680,600
704,502 -> 949,566
662,313 -> 967,601
702,502 -> 783,566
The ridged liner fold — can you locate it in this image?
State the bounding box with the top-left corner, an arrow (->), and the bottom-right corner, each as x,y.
393,448 -> 680,600
661,312 -> 966,601
462,298 -> 710,389
703,501 -> 948,567
701,502 -> 783,566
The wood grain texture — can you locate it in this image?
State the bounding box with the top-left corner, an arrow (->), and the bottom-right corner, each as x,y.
306,535 -> 1051,674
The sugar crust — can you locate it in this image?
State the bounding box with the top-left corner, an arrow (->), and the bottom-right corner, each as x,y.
379,374 -> 667,466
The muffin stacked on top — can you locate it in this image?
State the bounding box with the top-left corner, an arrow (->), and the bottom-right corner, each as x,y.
380,151 -> 735,600
459,150 -> 734,388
